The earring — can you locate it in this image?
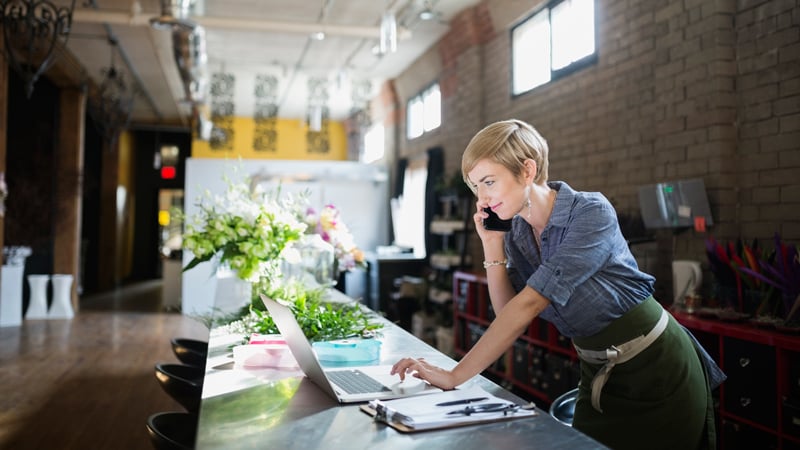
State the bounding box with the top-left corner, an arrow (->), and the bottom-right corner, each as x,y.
522,184 -> 533,219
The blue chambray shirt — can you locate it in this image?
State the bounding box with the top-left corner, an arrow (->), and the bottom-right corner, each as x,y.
505,181 -> 656,338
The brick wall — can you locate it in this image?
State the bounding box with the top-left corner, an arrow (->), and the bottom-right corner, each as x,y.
385,0 -> 799,301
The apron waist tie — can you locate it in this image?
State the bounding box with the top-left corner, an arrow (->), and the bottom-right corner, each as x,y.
573,307 -> 669,413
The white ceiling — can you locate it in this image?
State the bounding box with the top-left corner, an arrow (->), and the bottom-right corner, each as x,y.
58,0 -> 481,129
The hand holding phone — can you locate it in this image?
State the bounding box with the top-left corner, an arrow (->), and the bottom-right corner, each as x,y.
482,207 -> 512,231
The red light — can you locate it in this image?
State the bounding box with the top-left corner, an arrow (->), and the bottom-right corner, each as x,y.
161,166 -> 176,179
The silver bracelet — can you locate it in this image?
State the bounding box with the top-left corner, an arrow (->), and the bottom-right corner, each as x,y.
483,259 -> 507,269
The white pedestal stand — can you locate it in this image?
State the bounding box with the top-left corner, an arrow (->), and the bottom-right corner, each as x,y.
49,274 -> 74,319
25,275 -> 50,320
0,265 -> 25,327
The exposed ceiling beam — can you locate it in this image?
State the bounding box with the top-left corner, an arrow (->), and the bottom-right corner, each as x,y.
71,10 -> 412,40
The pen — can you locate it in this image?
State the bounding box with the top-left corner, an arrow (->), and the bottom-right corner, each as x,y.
435,397 -> 489,407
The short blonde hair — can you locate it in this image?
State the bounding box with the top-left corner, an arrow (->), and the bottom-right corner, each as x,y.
461,119 -> 549,194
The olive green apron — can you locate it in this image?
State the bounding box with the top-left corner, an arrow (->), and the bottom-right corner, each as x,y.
571,297 -> 715,450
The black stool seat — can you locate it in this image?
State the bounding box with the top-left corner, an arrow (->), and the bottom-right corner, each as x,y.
146,411 -> 197,450
171,338 -> 208,368
549,387 -> 578,426
155,363 -> 204,413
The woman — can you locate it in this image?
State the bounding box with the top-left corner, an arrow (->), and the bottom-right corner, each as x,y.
391,119 -> 724,450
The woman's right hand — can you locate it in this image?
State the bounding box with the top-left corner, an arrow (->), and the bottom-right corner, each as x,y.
473,203 -> 506,245
390,357 -> 459,391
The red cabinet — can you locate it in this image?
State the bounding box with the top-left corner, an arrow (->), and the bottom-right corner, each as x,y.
673,311 -> 800,450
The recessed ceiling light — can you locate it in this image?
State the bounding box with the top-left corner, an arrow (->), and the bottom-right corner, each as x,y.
419,9 -> 435,21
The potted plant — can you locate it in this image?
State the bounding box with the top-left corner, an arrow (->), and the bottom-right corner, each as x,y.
705,236 -> 781,319
738,234 -> 800,329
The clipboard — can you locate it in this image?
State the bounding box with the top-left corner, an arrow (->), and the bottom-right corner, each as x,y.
359,387 -> 538,433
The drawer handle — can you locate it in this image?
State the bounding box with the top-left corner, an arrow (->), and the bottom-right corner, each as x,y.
739,397 -> 751,408
738,357 -> 750,368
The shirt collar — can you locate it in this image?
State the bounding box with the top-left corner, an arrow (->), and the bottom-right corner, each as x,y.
547,180 -> 574,229
508,180 -> 575,231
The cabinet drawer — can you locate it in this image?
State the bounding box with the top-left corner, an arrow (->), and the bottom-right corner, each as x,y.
785,398 -> 800,438
543,353 -> 574,399
721,419 -> 777,450
723,337 -> 776,427
723,337 -> 776,382
467,323 -> 485,349
789,351 -> 800,400
512,340 -> 531,382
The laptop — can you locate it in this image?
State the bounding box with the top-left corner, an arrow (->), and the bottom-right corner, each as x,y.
260,294 -> 443,403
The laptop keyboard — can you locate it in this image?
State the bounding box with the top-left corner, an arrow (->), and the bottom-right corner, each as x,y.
326,369 -> 391,395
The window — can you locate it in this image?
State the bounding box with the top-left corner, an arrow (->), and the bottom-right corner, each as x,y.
407,83 -> 441,139
390,155 -> 428,257
512,0 -> 595,95
362,123 -> 385,163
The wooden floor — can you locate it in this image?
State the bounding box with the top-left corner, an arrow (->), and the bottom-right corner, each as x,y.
0,280 -> 209,450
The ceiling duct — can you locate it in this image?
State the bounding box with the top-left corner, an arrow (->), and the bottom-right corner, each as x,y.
149,0 -> 209,137
150,0 -> 195,30
172,24 -> 208,103
149,0 -> 208,103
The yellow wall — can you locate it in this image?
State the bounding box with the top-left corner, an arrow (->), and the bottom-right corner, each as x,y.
191,117 -> 348,160
117,130 -> 136,280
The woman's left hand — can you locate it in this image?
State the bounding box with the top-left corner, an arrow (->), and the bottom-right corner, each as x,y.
390,357 -> 459,390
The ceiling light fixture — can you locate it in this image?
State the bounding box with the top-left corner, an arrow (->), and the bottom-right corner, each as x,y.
0,0 -> 77,98
379,9 -> 397,55
419,0 -> 440,20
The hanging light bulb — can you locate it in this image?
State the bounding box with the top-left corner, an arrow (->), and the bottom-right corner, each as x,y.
89,37 -> 135,145
379,10 -> 397,55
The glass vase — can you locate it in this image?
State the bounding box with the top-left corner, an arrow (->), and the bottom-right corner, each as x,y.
213,264 -> 252,314
282,234 -> 335,288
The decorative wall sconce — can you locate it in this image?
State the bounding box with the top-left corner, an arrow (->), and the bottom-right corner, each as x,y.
253,74 -> 279,152
306,77 -> 329,153
0,0 -> 77,98
349,79 -> 372,129
88,37 -> 135,145
209,72 -> 235,151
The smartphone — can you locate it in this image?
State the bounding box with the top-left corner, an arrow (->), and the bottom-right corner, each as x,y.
482,207 -> 513,231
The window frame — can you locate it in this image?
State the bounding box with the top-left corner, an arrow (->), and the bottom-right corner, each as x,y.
406,82 -> 441,140
510,0 -> 598,97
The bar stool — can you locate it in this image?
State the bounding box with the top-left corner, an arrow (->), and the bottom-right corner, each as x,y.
170,338 -> 208,368
154,363 -> 204,413
145,411 -> 197,450
549,387 -> 578,426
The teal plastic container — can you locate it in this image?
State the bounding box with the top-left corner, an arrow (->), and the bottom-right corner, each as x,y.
312,339 -> 381,363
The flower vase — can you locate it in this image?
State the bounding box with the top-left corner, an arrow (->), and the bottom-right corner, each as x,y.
299,234 -> 335,287
25,275 -> 50,320
49,274 -> 75,319
213,265 -> 252,314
